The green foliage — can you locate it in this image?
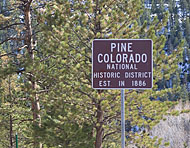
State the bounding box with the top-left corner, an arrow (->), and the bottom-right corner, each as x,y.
37,0 -> 183,147
0,0 -> 187,148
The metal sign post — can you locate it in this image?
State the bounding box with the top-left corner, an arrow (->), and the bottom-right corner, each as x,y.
121,89 -> 125,148
16,132 -> 18,148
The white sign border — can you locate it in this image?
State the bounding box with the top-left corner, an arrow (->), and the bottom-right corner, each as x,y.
92,39 -> 153,90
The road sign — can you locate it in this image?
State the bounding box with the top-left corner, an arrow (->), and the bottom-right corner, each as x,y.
92,39 -> 153,89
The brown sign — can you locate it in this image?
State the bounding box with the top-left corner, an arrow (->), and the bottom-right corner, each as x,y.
92,39 -> 153,89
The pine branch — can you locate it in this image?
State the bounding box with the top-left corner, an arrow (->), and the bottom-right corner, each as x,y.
36,89 -> 50,94
0,37 -> 25,45
39,55 -> 57,62
103,130 -> 119,141
18,119 -> 33,125
28,0 -> 33,5
71,29 -> 91,50
68,43 -> 91,61
0,52 -> 16,58
14,98 -> 28,101
0,23 -> 24,30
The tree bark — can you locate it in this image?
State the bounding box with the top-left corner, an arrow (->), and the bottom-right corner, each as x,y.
8,76 -> 13,148
95,101 -> 104,148
94,0 -> 104,146
24,1 -> 42,148
9,115 -> 13,148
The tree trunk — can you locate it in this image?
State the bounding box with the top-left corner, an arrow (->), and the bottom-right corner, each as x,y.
9,115 -> 13,148
95,101 -> 104,148
8,76 -> 13,148
24,1 -> 42,148
95,126 -> 104,148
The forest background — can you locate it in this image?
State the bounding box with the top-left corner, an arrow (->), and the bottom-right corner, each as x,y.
0,0 -> 190,148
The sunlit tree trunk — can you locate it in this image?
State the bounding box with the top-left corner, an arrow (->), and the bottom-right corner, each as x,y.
24,1 -> 42,147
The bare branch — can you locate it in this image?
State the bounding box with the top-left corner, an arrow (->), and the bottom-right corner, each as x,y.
28,0 -> 33,5
0,37 -> 25,45
0,23 -> 24,30
36,89 -> 49,94
18,119 -> 33,125
14,98 -> 28,101
0,45 -> 27,58
0,52 -> 16,58
39,55 -> 57,62
103,130 -> 119,140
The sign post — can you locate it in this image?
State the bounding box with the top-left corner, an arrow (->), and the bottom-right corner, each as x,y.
16,132 -> 18,148
92,39 -> 153,147
121,89 -> 125,148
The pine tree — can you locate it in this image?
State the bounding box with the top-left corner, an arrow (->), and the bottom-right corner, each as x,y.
180,0 -> 189,18
0,0 -> 186,147
38,0 -> 183,147
0,0 -> 47,147
184,17 -> 190,48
